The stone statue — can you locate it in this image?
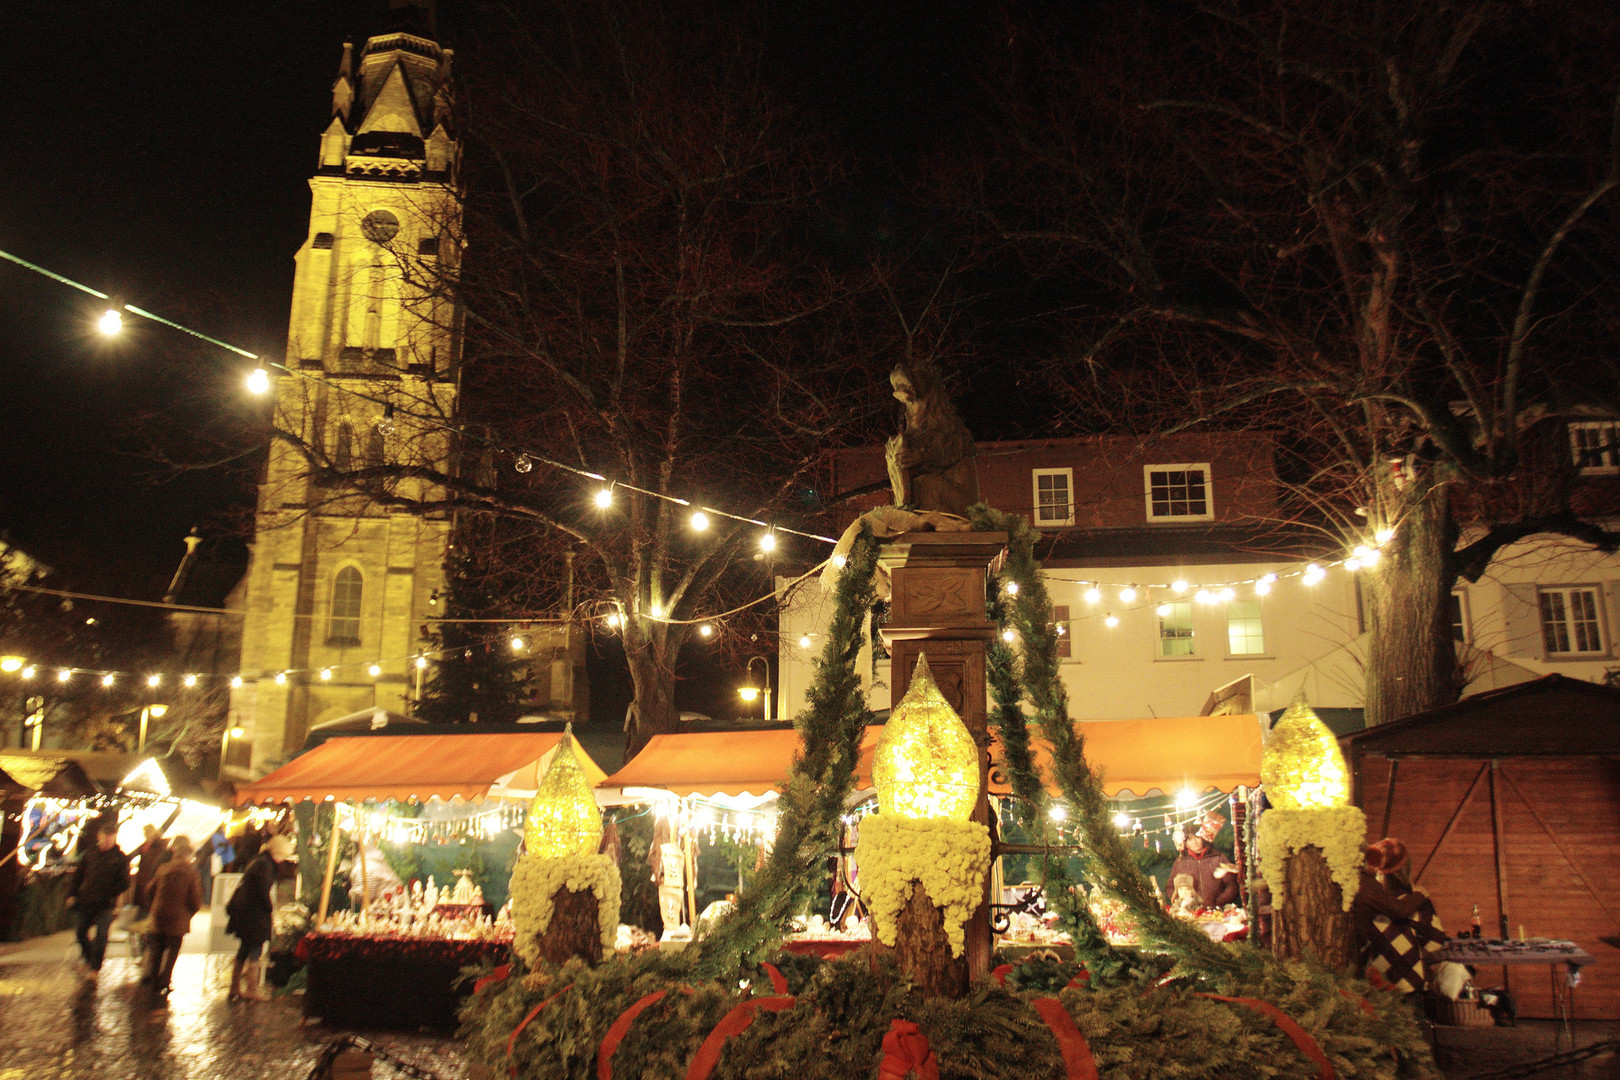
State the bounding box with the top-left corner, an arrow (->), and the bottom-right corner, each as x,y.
884,358 -> 980,516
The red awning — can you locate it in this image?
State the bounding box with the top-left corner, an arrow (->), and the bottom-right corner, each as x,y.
604,714 -> 1264,799
234,731 -> 608,805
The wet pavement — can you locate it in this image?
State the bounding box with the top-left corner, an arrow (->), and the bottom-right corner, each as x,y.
0,929 -> 471,1080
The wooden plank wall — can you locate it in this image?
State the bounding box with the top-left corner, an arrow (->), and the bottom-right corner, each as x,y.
1356,756 -> 1620,1019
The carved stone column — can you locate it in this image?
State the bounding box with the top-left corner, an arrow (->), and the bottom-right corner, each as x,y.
879,530 -> 1006,982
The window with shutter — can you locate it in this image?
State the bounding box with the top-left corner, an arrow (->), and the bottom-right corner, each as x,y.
1539,587 -> 1606,655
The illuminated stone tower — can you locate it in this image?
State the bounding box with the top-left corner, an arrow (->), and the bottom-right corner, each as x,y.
228,2 -> 459,776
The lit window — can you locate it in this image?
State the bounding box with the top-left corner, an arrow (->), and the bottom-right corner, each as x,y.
1032,469 -> 1074,527
1570,422 -> 1620,473
1144,464 -> 1213,521
1158,601 -> 1195,658
329,567 -> 363,645
1051,604 -> 1072,659
1226,600 -> 1265,655
1449,592 -> 1469,644
1539,587 -> 1605,656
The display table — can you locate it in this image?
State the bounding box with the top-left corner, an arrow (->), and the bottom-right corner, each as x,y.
1434,939 -> 1596,1048
297,931 -> 513,1030
780,938 -> 865,959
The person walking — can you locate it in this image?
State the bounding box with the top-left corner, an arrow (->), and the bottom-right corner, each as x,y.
141,835 -> 203,997
224,834 -> 292,1002
66,821 -> 130,982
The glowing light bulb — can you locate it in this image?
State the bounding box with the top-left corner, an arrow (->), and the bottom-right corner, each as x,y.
690,511 -> 710,531
1194,589 -> 1213,604
1001,628 -> 1016,643
799,635 -> 811,649
1361,547 -> 1381,567
0,657 -> 21,673
1119,587 -> 1137,603
1004,581 -> 1019,595
1104,613 -> 1120,628
1255,578 -> 1272,596
606,612 -> 624,629
146,674 -> 162,688
1084,587 -> 1101,604
831,554 -> 846,569
182,673 -> 198,688
1113,812 -> 1132,829
57,669 -> 72,683
1344,557 -> 1362,572
698,624 -> 713,638
98,308 -> 122,335
274,672 -> 288,685
414,656 -> 427,670
513,454 -> 533,474
510,636 -> 526,652
1156,603 -> 1172,618
230,675 -> 243,688
738,686 -> 759,703
1375,526 -> 1395,545
594,487 -> 613,508
1172,580 -> 1189,593
1049,805 -> 1067,821
1303,564 -> 1325,585
101,674 -> 114,687
368,664 -> 382,677
1218,588 -> 1235,603
21,666 -> 36,679
319,668 -> 333,681
1175,788 -> 1198,809
246,367 -> 271,395
759,531 -> 776,552
648,605 -> 664,619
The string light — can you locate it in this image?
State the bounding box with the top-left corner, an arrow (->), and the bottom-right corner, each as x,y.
799,634 -> 811,649
146,674 -> 162,688
21,666 -> 35,679
182,673 -> 198,687
1375,526 -> 1395,545
319,668 -> 333,681
246,368 -> 271,395
698,624 -> 713,638
101,674 -> 115,687
759,530 -> 777,552
230,675 -> 243,688
1103,613 -> 1119,628
57,669 -> 71,683
594,487 -> 613,508
1001,628 -> 1016,643
98,309 -> 123,335
367,664 -> 383,677
1156,603 -> 1172,617
415,656 -> 428,670
513,453 -> 533,474
1119,587 -> 1136,603
275,672 -> 287,685
1172,580 -> 1189,593
1084,587 -> 1101,604
510,636 -> 525,652
1303,563 -> 1326,585
1004,581 -> 1019,595
690,511 -> 710,532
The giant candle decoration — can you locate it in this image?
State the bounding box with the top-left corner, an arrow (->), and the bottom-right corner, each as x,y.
872,654 -> 980,821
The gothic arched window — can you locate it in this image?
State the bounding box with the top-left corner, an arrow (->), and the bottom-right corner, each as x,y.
366,426 -> 386,465
329,567 -> 363,645
334,420 -> 354,471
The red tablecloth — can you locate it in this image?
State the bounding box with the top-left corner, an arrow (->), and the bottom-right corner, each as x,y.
779,939 -> 865,958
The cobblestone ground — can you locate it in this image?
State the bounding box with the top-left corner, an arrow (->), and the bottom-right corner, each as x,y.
0,945 -> 471,1080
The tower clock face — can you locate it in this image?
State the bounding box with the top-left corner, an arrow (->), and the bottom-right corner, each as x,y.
361,209 -> 401,244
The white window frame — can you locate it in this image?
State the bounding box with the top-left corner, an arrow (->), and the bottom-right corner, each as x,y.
1449,590 -> 1471,645
1538,586 -> 1607,657
1051,604 -> 1073,661
1143,463 -> 1214,522
1032,468 -> 1075,527
1570,421 -> 1620,474
1156,600 -> 1198,660
328,565 -> 365,646
1225,599 -> 1267,657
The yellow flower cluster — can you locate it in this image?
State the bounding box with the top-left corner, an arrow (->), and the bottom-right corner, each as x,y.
509,852 -> 622,965
854,814 -> 990,957
1256,807 -> 1366,912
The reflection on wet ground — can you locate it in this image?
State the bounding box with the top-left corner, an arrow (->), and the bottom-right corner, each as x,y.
0,951 -> 469,1080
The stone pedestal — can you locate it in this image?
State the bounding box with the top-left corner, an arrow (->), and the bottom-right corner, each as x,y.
879,530 -> 1006,983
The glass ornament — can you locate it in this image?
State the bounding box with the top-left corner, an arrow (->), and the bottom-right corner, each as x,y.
523,726 -> 604,858
1260,693 -> 1351,809
872,654 -> 979,821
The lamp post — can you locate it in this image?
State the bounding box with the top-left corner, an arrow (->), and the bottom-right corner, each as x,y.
218,724 -> 244,781
137,703 -> 168,754
738,656 -> 772,722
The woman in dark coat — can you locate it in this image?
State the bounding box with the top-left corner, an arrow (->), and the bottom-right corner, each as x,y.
225,834 -> 293,1002
142,835 -> 203,996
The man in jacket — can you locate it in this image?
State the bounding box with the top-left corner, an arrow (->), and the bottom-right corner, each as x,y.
1168,811 -> 1240,910
67,821 -> 130,980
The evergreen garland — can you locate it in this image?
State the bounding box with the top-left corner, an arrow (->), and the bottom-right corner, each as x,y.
972,506 -> 1256,978
680,525 -> 882,976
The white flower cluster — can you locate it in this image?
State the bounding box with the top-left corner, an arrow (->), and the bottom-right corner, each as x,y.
1257,806 -> 1366,911
508,852 -> 622,965
854,814 -> 991,958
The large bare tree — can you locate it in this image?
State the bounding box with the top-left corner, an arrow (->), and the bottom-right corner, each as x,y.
979,0 -> 1620,722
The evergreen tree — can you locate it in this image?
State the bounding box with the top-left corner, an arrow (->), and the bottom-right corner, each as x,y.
412,536 -> 532,725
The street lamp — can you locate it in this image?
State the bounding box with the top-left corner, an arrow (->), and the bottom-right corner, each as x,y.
219,724 -> 244,781
738,656 -> 772,723
137,703 -> 168,754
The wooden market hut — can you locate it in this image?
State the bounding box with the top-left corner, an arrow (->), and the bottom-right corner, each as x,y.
1345,675 -> 1620,1019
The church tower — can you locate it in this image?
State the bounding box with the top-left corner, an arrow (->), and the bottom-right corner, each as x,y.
228,1 -> 459,776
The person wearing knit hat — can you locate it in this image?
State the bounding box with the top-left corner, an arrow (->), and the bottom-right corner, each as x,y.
1352,837 -> 1444,995
1168,810 -> 1239,910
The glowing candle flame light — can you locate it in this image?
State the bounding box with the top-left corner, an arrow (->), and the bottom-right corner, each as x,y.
1260,693 -> 1351,809
871,654 -> 980,822
523,726 -> 604,859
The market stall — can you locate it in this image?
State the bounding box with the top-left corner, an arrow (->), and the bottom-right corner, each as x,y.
234,728 -> 610,1029
602,713 -> 1266,953
1346,674 -> 1620,1020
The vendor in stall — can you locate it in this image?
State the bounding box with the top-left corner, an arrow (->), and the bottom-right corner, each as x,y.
1168,811 -> 1239,910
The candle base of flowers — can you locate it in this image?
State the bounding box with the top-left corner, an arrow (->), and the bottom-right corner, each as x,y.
509,853 -> 621,969
854,814 -> 990,999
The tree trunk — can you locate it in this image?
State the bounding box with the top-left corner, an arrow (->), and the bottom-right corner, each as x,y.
622,621 -> 681,757
1364,474 -> 1461,725
538,887 -> 603,966
1271,847 -> 1353,970
894,880 -> 968,998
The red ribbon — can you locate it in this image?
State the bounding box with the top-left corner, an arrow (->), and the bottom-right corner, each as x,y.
1338,988 -> 1377,1017
507,985 -> 573,1062
686,996 -> 797,1080
761,962 -> 789,995
598,989 -> 671,1080
1067,967 -> 1091,989
1195,994 -> 1336,1080
1029,998 -> 1099,1080
474,963 -> 512,996
877,1019 -> 940,1080
991,963 -> 1015,987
